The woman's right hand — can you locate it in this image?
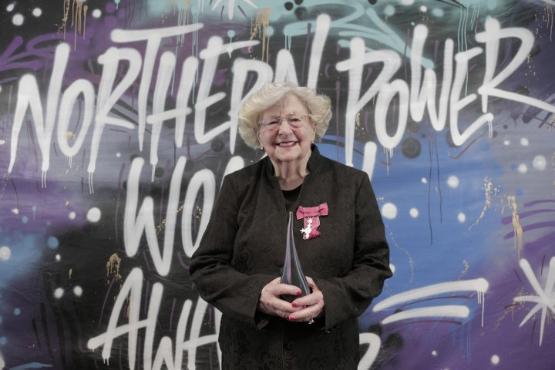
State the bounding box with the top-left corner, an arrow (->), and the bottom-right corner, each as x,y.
258,277 -> 302,319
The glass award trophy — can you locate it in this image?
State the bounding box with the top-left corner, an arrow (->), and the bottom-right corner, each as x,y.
280,211 -> 311,301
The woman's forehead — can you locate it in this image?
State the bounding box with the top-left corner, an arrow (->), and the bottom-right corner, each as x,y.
262,94 -> 308,116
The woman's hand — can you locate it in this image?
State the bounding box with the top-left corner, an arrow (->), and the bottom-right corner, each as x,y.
258,277 -> 302,319
288,277 -> 325,323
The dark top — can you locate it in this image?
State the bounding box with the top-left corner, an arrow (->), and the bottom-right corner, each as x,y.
190,146 -> 392,369
282,185 -> 302,211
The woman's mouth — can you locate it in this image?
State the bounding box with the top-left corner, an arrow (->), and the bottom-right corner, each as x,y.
276,141 -> 297,147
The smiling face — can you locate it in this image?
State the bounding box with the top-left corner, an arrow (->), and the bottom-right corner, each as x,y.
258,94 -> 316,166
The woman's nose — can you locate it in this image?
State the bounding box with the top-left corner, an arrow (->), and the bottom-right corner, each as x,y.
277,118 -> 293,134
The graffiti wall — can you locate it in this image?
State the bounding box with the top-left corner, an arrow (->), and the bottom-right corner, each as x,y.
1,0 -> 554,368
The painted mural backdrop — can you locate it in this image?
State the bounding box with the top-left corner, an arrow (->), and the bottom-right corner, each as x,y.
0,0 -> 554,369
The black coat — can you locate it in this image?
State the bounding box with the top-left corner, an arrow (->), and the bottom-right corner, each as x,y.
190,146 -> 392,369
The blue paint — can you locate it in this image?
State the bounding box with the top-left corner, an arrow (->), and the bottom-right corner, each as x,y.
47,236 -> 59,250
21,216 -> 28,224
0,233 -> 43,289
10,363 -> 53,370
13,307 -> 21,315
0,336 -> 7,345
321,134 -> 503,297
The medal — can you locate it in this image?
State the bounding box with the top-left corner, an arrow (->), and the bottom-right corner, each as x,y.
296,203 -> 328,240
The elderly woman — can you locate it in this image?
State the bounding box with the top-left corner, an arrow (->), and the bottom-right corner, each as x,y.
190,82 -> 392,369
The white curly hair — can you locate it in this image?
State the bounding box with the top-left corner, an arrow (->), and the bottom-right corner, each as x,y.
238,82 -> 332,148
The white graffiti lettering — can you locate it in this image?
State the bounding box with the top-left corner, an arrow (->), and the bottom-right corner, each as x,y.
87,268 -> 221,370
9,17 -> 554,181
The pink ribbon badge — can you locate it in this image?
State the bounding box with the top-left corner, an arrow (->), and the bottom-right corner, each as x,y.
296,203 -> 328,240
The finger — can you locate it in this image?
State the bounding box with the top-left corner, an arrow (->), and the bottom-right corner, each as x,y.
273,309 -> 291,320
261,277 -> 283,296
268,283 -> 302,298
288,304 -> 323,322
291,290 -> 323,307
305,277 -> 320,291
268,297 -> 298,314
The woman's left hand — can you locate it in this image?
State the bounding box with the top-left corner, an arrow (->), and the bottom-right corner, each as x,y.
288,277 -> 325,323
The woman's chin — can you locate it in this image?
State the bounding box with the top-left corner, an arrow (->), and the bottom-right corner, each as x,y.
273,146 -> 301,161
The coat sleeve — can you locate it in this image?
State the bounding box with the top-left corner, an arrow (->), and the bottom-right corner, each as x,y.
189,176 -> 275,328
315,173 -> 392,331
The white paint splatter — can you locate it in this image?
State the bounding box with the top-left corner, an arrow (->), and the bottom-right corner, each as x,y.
12,13 -> 24,26
116,152 -> 121,158
11,208 -> 19,215
382,203 -> 398,220
520,137 -> 529,146
409,208 -> 419,218
73,286 -> 83,297
432,8 -> 444,17
514,257 -> 555,346
457,212 -> 466,223
503,139 -> 510,146
384,5 -> 395,16
447,175 -> 460,189
421,177 -> 428,184
400,0 -> 415,5
87,207 -> 101,223
55,254 -> 61,262
431,350 -> 438,357
491,354 -> 500,365
517,163 -> 528,174
0,246 -> 11,261
470,178 -> 498,229
68,211 -> 76,220
6,3 -> 15,12
92,9 -> 102,18
54,288 -> 64,299
32,7 -> 42,17
533,155 -> 546,171
389,263 -> 396,274
420,5 -> 427,12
